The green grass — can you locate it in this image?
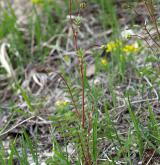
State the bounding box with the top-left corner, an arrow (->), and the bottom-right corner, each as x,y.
0,0 -> 160,164
0,0 -> 67,76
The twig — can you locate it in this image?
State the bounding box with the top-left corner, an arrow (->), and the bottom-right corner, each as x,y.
132,5 -> 160,48
131,34 -> 156,54
143,75 -> 159,100
144,0 -> 160,41
0,116 -> 36,138
146,150 -> 155,165
144,25 -> 160,48
110,98 -> 158,112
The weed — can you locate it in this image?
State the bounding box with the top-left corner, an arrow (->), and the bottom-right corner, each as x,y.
0,0 -> 160,165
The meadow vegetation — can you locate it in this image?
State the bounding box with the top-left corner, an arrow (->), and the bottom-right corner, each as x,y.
0,0 -> 160,164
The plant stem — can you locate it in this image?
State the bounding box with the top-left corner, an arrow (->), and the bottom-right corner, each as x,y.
57,73 -> 80,118
69,1 -> 91,164
80,57 -> 85,128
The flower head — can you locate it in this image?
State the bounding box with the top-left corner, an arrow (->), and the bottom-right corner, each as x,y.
55,100 -> 69,107
123,42 -> 139,53
80,1 -> 87,9
101,58 -> 108,66
106,41 -> 117,52
121,29 -> 134,39
106,40 -> 122,52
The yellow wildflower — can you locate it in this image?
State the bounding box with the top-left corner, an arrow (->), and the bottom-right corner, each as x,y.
101,58 -> 108,66
106,41 -> 116,52
123,42 -> 139,53
55,100 -> 69,107
106,40 -> 122,52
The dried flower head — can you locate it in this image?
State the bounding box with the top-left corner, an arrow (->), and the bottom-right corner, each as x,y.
80,1 -> 87,9
73,15 -> 82,29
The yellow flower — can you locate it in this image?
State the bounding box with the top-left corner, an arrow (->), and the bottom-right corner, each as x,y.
123,42 -> 139,53
106,41 -> 116,52
55,100 -> 69,107
101,58 -> 108,66
106,40 -> 122,52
